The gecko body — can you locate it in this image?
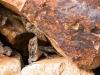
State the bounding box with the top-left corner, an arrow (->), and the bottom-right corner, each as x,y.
28,36 -> 61,64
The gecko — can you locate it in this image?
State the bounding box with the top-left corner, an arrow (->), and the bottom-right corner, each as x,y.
28,36 -> 61,64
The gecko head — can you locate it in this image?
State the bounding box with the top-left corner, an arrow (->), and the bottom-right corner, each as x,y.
28,36 -> 43,64
29,36 -> 38,54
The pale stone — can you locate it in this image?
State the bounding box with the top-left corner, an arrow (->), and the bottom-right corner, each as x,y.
21,55 -> 94,75
0,50 -> 23,75
0,0 -> 26,16
0,0 -> 26,10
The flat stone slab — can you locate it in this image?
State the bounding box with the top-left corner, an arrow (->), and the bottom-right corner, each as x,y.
21,55 -> 94,75
0,50 -> 23,75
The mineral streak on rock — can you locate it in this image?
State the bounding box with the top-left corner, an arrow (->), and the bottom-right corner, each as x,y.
21,0 -> 100,69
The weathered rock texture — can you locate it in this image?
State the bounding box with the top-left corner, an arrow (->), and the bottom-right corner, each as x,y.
1,0 -> 100,69
0,50 -> 23,75
21,55 -> 95,75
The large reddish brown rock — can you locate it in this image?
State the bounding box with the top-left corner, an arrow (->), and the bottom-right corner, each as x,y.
1,0 -> 100,69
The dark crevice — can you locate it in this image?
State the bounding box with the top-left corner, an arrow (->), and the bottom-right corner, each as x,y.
93,66 -> 100,75
91,27 -> 100,34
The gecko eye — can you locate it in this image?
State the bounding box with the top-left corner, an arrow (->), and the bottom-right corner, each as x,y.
30,42 -> 34,46
39,36 -> 42,38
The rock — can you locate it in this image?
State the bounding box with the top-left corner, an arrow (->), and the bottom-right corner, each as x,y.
0,0 -> 26,16
0,41 -> 12,56
20,0 -> 100,69
3,46 -> 13,56
0,50 -> 23,75
21,55 -> 94,75
1,0 -> 100,69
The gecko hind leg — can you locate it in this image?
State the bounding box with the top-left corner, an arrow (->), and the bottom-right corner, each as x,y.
43,51 -> 54,59
39,46 -> 62,58
53,49 -> 62,57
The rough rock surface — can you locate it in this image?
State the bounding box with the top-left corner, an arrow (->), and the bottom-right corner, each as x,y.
0,50 -> 23,75
21,55 -> 94,75
1,0 -> 100,69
